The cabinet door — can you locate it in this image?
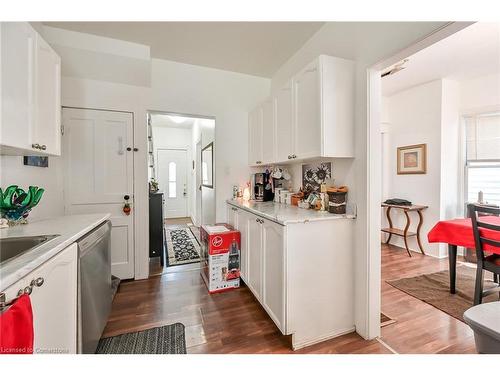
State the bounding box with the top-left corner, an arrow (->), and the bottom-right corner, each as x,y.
227,205 -> 238,229
34,34 -> 61,156
238,210 -> 250,282
28,243 -> 78,354
275,81 -> 294,163
248,106 -> 263,166
261,98 -> 275,164
247,215 -> 263,301
294,59 -> 321,159
0,22 -> 35,150
262,219 -> 286,333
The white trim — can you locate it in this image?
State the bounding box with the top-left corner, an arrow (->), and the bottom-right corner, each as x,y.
376,337 -> 399,354
291,327 -> 356,351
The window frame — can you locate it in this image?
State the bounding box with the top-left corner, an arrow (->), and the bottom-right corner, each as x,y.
463,110 -> 500,210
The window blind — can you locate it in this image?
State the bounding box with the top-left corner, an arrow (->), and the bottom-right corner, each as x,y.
465,112 -> 500,161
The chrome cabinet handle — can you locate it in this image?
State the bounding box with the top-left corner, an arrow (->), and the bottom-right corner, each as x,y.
40,145 -> 47,151
16,277 -> 44,297
32,143 -> 40,149
18,286 -> 32,296
32,277 -> 44,287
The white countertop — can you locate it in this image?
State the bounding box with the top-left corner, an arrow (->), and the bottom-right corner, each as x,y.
0,213 -> 111,290
227,199 -> 354,225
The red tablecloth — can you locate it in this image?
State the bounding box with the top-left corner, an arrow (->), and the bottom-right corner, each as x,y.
428,216 -> 500,254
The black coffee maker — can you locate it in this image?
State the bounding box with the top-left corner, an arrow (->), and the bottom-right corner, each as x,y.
254,171 -> 274,202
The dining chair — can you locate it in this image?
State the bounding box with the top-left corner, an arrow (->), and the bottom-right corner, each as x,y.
469,204 -> 500,305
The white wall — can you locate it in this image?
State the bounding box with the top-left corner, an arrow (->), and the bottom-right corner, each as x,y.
382,80 -> 444,257
41,26 -> 151,87
150,58 -> 270,222
0,156 -> 64,220
270,21 -> 447,339
460,73 -> 500,113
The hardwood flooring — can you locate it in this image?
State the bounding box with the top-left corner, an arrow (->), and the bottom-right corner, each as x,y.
380,244 -> 476,354
103,242 -> 477,354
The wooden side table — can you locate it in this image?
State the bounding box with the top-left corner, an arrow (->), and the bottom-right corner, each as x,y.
381,203 -> 428,257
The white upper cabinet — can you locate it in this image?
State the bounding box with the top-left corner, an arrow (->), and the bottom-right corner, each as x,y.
294,59 -> 321,159
275,80 -> 294,163
0,22 -> 61,156
0,23 -> 36,152
34,33 -> 61,156
261,98 -> 275,164
248,55 -> 354,166
248,105 -> 263,166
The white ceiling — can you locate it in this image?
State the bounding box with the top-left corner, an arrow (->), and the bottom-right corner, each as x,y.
150,114 -> 196,129
382,22 -> 500,96
43,22 -> 324,77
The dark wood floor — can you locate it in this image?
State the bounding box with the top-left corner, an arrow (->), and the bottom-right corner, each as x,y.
103,243 -> 477,354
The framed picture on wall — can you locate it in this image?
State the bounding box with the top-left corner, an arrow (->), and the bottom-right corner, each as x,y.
397,143 -> 427,174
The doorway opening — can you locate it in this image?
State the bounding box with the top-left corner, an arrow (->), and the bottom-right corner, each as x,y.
147,111 -> 215,275
369,22 -> 500,352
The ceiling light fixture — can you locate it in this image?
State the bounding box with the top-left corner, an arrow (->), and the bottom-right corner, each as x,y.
167,115 -> 187,124
381,58 -> 409,78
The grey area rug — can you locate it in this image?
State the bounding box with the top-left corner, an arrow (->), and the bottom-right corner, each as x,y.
96,323 -> 187,354
166,226 -> 201,266
387,265 -> 499,322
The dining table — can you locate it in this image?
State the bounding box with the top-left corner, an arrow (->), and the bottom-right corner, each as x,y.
427,216 -> 500,294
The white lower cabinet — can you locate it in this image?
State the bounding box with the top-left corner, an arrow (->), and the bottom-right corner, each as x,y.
227,201 -> 355,350
0,244 -> 77,354
227,205 -> 238,229
261,219 -> 285,333
247,215 -> 263,301
237,209 -> 250,282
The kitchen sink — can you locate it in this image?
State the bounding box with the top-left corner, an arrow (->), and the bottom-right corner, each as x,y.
0,235 -> 60,265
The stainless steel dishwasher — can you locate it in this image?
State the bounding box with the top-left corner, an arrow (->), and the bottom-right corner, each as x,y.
77,220 -> 112,354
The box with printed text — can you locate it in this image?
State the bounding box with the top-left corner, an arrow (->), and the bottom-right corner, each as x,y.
200,224 -> 241,293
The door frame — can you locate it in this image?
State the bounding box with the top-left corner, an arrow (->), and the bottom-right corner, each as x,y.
146,109 -> 216,226
195,139 -> 203,226
156,147 -> 189,219
364,22 -> 473,339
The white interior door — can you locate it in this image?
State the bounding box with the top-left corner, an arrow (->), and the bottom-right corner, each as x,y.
157,149 -> 188,218
62,108 -> 135,280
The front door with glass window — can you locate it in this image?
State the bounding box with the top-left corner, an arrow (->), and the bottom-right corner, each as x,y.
157,148 -> 188,218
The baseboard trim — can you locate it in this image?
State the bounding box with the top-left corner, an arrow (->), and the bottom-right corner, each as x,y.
292,326 -> 356,350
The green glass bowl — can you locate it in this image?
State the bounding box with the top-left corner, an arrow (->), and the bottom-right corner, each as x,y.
0,185 -> 44,224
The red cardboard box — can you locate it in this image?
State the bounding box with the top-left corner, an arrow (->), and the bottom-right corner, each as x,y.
200,224 -> 241,293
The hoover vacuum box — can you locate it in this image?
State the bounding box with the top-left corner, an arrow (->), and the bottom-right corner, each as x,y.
200,223 -> 241,294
